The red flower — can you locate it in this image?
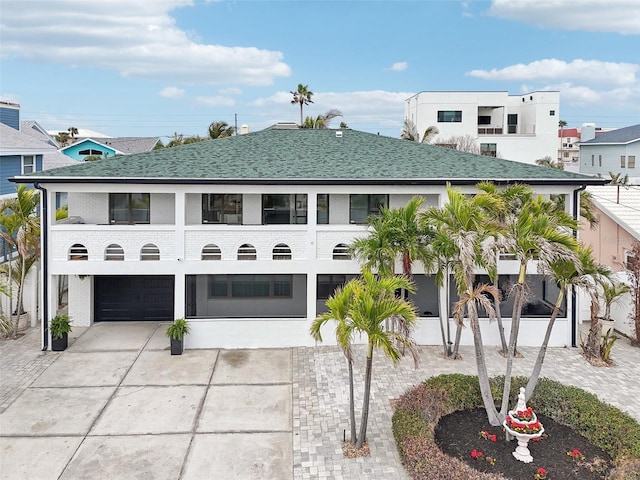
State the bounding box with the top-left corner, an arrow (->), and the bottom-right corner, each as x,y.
471,449 -> 484,459
538,467 -> 546,474
490,434 -> 497,442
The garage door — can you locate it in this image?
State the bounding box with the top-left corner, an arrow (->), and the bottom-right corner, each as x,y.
95,276 -> 175,322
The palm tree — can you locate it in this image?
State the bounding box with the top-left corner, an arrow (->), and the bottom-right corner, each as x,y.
350,214 -> 397,277
558,120 -> 567,161
68,126 -> 78,140
425,184 -> 503,425
302,109 -> 342,129
480,183 -> 578,418
350,270 -> 419,448
310,281 -> 359,444
208,121 -> 235,139
55,131 -> 70,147
0,185 -> 40,338
400,120 -> 438,144
524,244 -> 605,399
290,84 -> 313,126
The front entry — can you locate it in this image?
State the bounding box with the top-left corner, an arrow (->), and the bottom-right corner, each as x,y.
95,275 -> 175,322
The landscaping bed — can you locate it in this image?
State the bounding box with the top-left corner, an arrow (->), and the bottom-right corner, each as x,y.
392,374 -> 640,480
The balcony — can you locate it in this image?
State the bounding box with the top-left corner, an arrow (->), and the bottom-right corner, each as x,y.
478,127 -> 503,135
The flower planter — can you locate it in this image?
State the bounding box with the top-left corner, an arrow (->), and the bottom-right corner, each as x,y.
599,318 -> 615,337
17,312 -> 30,332
51,332 -> 68,351
170,338 -> 184,355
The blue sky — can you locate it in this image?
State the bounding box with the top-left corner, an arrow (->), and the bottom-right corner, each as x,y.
1,0 -> 639,140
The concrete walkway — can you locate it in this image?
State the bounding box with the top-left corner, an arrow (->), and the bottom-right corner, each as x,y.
1,323 -> 639,480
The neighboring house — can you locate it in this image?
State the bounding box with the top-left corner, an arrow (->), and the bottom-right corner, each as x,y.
558,127 -> 580,164
0,121 -> 48,199
13,125 -> 604,351
580,185 -> 640,271
405,91 -> 559,164
60,137 -> 162,160
578,185 -> 639,337
579,124 -> 640,180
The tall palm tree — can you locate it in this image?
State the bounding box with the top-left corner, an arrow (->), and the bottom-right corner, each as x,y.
311,281 -> 359,445
479,183 -> 578,418
349,270 -> 419,448
68,126 -> 78,140
208,121 -> 235,139
558,119 -> 567,161
290,84 -> 313,126
524,244 -> 606,399
400,119 -> 438,144
425,184 -> 503,425
350,214 -> 397,277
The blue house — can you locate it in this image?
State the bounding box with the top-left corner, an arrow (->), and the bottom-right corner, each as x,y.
60,137 -> 162,160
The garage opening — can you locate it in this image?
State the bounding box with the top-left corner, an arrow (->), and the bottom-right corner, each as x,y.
95,275 -> 175,322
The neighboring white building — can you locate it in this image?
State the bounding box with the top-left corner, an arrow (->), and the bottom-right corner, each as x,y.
13,126 -> 603,351
405,91 -> 560,164
579,124 -> 640,182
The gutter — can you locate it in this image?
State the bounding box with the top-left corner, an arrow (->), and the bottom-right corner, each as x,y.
34,182 -> 48,351
571,184 -> 587,348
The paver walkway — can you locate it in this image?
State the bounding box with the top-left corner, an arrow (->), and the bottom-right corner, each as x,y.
1,324 -> 639,479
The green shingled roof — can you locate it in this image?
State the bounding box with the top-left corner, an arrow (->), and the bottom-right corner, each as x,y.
18,127 -> 604,185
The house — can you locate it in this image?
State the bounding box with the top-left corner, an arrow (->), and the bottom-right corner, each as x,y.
405,91 -> 559,164
578,185 -> 639,337
580,185 -> 640,271
558,127 -> 580,164
13,126 -> 604,351
60,137 -> 162,161
579,124 -> 640,180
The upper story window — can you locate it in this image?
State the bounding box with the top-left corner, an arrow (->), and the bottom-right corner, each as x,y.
333,243 -> 352,260
437,110 -> 462,123
480,143 -> 497,157
262,194 -> 307,225
69,244 -> 88,260
109,193 -> 150,224
79,149 -> 105,156
317,194 -> 329,225
22,155 -> 35,174
202,244 -> 222,260
140,243 -> 160,261
238,243 -> 257,260
349,194 -> 388,224
202,194 -> 242,224
621,156 -> 626,168
105,244 -> 125,261
629,156 -> 636,169
273,243 -> 292,260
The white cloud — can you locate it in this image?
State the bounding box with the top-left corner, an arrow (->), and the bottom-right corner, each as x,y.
389,61 -> 408,72
218,87 -> 242,96
0,0 -> 291,85
489,0 -> 640,35
194,96 -> 235,107
467,59 -> 639,87
159,86 -> 185,98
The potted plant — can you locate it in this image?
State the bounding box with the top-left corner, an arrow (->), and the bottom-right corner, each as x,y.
50,314 -> 72,351
166,318 -> 190,355
600,280 -> 629,336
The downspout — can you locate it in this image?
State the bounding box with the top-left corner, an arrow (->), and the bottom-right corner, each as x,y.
34,182 -> 48,351
571,185 -> 587,347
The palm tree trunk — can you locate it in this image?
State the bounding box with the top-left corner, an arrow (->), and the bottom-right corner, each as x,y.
348,359 -> 357,445
586,299 -> 600,358
451,322 -> 462,359
468,301 -> 500,425
299,103 -> 303,127
494,294 -> 508,354
525,291 -> 564,399
356,342 -> 374,449
500,265 -> 526,419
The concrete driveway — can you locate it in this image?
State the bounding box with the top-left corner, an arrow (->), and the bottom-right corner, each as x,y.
0,323 -> 293,480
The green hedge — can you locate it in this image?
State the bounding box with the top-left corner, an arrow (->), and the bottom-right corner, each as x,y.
392,374 -> 640,479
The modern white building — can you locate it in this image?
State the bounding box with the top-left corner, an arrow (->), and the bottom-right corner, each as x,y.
405,91 -> 560,164
13,126 -> 603,351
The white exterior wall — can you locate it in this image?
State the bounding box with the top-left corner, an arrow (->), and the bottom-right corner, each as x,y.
41,182 -> 578,349
405,91 -> 559,164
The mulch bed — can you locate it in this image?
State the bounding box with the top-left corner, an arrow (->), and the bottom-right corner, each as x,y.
435,408 -> 612,480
